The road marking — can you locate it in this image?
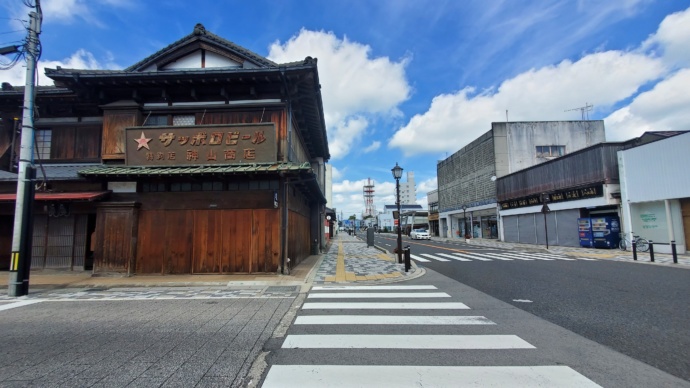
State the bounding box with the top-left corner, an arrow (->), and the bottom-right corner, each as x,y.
409,254 -> 430,262
263,365 -> 602,388
0,300 -> 42,311
527,253 -> 577,261
307,292 -> 450,299
437,253 -> 472,261
479,252 -> 534,261
281,334 -> 535,349
502,252 -> 555,260
312,285 -> 437,291
420,253 -> 451,262
301,302 -> 470,309
452,252 -> 493,261
294,315 -> 495,325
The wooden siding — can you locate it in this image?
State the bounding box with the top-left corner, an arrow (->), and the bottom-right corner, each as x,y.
288,210 -> 310,266
31,214 -> 88,269
102,110 -> 140,160
49,126 -> 101,161
93,204 -> 139,273
138,191 -> 272,211
497,143 -> 624,201
682,198 -> 690,251
136,209 -> 280,274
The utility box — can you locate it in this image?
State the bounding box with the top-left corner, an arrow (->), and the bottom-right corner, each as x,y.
367,228 -> 375,247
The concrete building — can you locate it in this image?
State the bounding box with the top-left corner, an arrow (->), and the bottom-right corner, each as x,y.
618,132 -> 689,254
399,171 -> 416,205
378,204 -> 423,232
438,121 -> 605,240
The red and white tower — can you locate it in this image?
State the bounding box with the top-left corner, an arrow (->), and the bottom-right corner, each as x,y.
363,178 -> 375,217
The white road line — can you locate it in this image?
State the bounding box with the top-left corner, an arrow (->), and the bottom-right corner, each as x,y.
498,252 -> 555,261
294,315 -> 495,325
307,292 -> 451,299
526,253 -> 576,261
452,252 -> 494,261
419,253 -> 451,262
312,285 -> 437,291
0,300 -> 42,311
263,365 -> 602,388
301,302 -> 470,309
457,252 -> 515,261
409,254 -> 430,262
576,257 -> 599,261
479,252 -> 534,261
437,253 -> 472,261
281,334 -> 535,349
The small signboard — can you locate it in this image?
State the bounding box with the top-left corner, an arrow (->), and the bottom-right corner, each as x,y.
125,123 -> 276,166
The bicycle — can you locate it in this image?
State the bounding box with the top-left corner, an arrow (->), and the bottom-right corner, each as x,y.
619,234 -> 649,252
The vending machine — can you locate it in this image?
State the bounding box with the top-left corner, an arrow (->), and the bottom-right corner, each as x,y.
578,218 -> 593,248
591,217 -> 621,249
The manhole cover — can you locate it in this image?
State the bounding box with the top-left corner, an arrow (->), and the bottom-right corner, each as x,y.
265,286 -> 299,293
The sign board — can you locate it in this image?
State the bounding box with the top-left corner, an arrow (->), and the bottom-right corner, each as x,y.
393,210 -> 400,220
125,123 -> 276,166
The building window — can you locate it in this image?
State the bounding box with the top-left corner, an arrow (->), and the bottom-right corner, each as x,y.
536,145 -> 565,158
173,115 -> 195,126
34,129 -> 51,160
143,115 -> 168,126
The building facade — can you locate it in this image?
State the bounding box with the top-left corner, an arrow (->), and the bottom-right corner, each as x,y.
399,171 -> 416,205
427,189 -> 439,236
0,24 -> 329,274
618,132 -> 689,254
437,121 -> 606,240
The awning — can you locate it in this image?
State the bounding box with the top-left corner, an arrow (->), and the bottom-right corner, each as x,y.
0,191 -> 110,202
77,162 -> 312,177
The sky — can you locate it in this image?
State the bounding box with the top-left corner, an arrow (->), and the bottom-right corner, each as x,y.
2,0 -> 690,219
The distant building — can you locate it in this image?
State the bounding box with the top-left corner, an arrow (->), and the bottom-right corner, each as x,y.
378,204 -> 423,232
399,171 -> 416,205
438,121 -> 606,240
427,189 -> 439,236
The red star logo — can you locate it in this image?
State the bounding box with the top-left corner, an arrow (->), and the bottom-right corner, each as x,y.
134,131 -> 152,150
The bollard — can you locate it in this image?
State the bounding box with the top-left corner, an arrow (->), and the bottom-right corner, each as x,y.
403,246 -> 411,273
649,240 -> 654,262
671,240 -> 678,264
632,239 -> 637,261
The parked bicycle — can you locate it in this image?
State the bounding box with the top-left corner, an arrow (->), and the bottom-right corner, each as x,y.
619,234 -> 649,252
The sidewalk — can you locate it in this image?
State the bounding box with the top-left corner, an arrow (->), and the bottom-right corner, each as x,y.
0,232 -> 419,298
432,236 -> 690,267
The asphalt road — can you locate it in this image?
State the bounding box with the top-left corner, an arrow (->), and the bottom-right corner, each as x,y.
374,234 -> 690,382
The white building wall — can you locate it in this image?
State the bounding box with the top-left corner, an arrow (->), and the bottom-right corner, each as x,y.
400,171 -> 416,204
618,132 -> 690,254
325,164 -> 333,207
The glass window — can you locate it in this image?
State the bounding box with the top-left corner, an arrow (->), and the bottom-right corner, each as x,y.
143,115 -> 168,126
173,115 -> 195,126
536,145 -> 565,158
34,129 -> 51,160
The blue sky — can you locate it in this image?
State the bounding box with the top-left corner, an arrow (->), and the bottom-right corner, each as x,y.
2,0 -> 690,218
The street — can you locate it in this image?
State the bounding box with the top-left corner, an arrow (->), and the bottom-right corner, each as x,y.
262,268 -> 688,387
373,234 -> 690,381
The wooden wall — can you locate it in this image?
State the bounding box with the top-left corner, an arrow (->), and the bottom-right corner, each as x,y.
135,208 -> 280,274
102,106 -> 141,160
93,203 -> 139,274
288,210 -> 310,266
50,126 -> 101,161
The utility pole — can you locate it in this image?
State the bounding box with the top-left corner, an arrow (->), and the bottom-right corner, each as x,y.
8,9 -> 42,297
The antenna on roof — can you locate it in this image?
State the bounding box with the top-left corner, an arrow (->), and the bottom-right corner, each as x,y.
565,103 -> 593,120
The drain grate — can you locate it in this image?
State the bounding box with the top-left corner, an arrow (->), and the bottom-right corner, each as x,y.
265,286 -> 299,293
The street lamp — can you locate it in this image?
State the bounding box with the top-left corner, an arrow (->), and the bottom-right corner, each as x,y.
392,163 -> 403,264
461,204 -> 467,239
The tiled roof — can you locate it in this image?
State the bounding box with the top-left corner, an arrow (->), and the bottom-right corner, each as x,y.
78,162 -> 312,177
0,164 -> 100,181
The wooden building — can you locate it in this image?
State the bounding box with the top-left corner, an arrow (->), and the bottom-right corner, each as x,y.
0,24 -> 330,275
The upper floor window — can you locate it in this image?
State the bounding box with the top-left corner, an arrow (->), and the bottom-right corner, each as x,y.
143,115 -> 168,126
34,129 -> 51,160
536,145 -> 565,158
173,115 -> 195,126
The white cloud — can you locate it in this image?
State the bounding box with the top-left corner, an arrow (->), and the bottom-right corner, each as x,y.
268,29 -> 411,159
1,49 -> 117,87
362,141 -> 381,153
390,50 -> 666,155
330,165 -> 343,181
605,68 -> 690,140
641,7 -> 690,69
38,0 -> 136,26
417,177 -> 438,195
332,178 -> 397,217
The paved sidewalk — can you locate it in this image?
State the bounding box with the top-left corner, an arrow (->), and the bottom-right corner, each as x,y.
0,232 -> 421,300
433,236 -> 690,267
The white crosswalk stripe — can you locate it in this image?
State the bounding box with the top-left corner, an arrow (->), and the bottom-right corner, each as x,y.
420,253 -> 450,261
409,254 -> 431,262
408,251 -> 598,263
437,253 -> 472,261
263,284 -> 601,388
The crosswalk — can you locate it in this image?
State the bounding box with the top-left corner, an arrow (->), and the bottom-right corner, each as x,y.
262,285 -> 601,387
410,250 -> 597,263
